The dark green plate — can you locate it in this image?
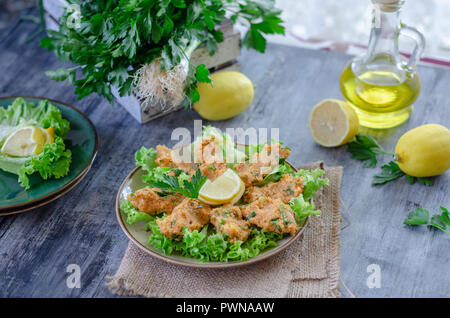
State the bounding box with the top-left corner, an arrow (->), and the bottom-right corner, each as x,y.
0,96 -> 98,212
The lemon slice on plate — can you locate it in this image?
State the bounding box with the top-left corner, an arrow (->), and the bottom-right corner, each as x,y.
1,126 -> 48,157
309,99 -> 359,147
198,168 -> 244,205
43,127 -> 55,144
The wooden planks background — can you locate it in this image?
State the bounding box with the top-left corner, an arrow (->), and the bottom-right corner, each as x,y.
0,9 -> 449,297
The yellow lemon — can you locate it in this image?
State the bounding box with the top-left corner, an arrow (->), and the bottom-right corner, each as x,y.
309,99 -> 359,147
198,169 -> 244,205
395,124 -> 450,177
44,127 -> 55,144
1,126 -> 47,157
194,71 -> 254,121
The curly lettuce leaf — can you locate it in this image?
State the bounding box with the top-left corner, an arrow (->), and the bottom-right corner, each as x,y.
0,98 -> 72,189
288,169 -> 329,224
244,229 -> 283,259
258,161 -> 292,186
120,200 -> 155,225
142,166 -> 172,186
147,215 -> 181,255
145,214 -> 284,262
135,146 -> 157,173
0,98 -> 70,139
294,169 -> 330,201
17,136 -> 72,189
289,194 -> 322,224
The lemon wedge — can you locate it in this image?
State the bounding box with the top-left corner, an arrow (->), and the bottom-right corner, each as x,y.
43,127 -> 55,144
1,126 -> 48,157
309,99 -> 359,147
198,169 -> 244,205
229,179 -> 245,205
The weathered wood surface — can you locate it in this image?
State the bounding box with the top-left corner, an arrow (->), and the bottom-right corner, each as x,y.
0,9 -> 449,298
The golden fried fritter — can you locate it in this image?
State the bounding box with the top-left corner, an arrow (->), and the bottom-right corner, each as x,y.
193,137 -> 223,164
210,205 -> 251,243
157,198 -> 211,240
199,162 -> 228,181
244,174 -> 304,204
233,162 -> 270,187
155,145 -> 193,172
128,188 -> 184,215
241,197 -> 299,236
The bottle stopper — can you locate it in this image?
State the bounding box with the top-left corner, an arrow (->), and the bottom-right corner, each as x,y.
372,0 -> 405,12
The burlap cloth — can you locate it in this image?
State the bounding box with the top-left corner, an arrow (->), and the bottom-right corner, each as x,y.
107,162 -> 343,298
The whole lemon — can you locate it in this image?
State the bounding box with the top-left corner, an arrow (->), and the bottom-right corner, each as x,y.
395,124 -> 450,177
194,71 -> 254,121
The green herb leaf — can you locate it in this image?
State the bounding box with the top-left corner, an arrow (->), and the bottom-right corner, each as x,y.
195,64 -> 211,83
430,207 -> 450,234
404,206 -> 450,236
152,168 -> 207,198
45,67 -> 79,84
372,161 -> 405,185
373,161 -> 433,186
347,134 -> 393,168
182,169 -> 208,199
403,208 -> 430,226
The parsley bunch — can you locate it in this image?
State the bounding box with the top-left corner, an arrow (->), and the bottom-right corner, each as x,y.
40,0 -> 285,105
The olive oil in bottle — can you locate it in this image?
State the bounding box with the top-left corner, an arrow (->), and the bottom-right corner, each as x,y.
339,0 -> 425,129
340,61 -> 421,129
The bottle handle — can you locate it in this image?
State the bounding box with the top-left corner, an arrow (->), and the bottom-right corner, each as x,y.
399,24 -> 425,68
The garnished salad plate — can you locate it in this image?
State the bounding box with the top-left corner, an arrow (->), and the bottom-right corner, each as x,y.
0,96 -> 98,214
116,126 -> 329,268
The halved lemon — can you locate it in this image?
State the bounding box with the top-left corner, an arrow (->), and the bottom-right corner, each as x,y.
1,126 -> 48,157
198,169 -> 244,205
309,99 -> 359,147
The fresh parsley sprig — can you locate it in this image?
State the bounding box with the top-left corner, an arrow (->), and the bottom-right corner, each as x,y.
347,134 -> 394,168
372,161 -> 407,185
372,161 -> 433,186
404,206 -> 450,236
152,169 -> 207,199
348,134 -> 433,186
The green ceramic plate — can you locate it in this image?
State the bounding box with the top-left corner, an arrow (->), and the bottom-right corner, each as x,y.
0,96 -> 98,211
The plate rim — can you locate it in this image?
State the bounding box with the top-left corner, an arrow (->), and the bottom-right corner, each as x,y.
0,95 -> 98,211
115,162 -> 310,269
0,167 -> 90,216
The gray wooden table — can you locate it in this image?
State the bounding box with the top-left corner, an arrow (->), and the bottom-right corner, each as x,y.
0,10 -> 449,298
